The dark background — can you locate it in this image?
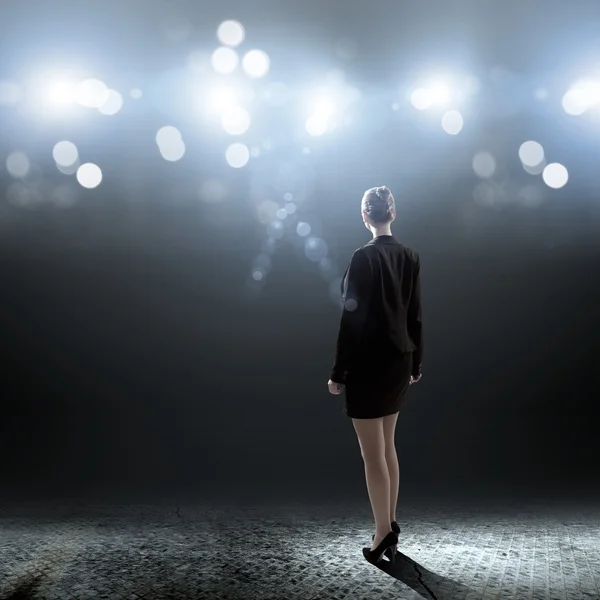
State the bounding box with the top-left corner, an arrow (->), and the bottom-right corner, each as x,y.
0,0 -> 598,505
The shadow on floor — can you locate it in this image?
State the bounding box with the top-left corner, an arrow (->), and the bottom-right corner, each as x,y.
374,551 -> 472,599
0,575 -> 42,600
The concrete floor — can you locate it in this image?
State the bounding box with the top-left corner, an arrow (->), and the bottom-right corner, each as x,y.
0,495 -> 598,600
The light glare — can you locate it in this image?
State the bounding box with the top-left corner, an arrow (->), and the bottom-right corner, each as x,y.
221,106 -> 251,135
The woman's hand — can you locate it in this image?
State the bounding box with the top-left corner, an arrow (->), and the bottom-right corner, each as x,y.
327,379 -> 344,395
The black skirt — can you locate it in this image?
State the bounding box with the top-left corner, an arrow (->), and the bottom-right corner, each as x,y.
343,344 -> 414,419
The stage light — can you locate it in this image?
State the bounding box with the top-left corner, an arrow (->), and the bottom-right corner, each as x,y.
306,115 -> 328,136
410,88 -> 433,111
562,79 -> 600,115
410,79 -> 457,111
45,81 -> 76,107
429,82 -> 452,105
221,105 -> 251,135
206,84 -> 237,114
75,79 -> 109,108
305,94 -> 337,136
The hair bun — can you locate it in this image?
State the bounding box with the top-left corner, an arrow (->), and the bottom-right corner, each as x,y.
376,186 -> 389,199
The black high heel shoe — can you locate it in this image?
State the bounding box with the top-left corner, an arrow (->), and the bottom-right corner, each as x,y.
372,521 -> 401,561
363,531 -> 399,565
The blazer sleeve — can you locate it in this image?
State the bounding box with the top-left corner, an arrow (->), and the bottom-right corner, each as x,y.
407,253 -> 423,376
330,248 -> 373,384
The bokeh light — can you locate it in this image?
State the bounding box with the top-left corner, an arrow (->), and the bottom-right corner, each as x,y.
217,20 -> 245,47
297,222 -> 311,237
75,79 -> 109,108
542,163 -> 568,189
156,126 -> 186,162
98,90 -> 124,115
305,237 -> 329,262
562,79 -> 600,116
211,47 -> 239,74
76,163 -> 103,189
519,141 -> 545,167
242,50 -> 270,78
225,143 -> 250,168
53,141 -> 79,167
441,110 -> 464,134
6,152 -> 30,178
221,106 -> 251,135
472,152 -> 496,179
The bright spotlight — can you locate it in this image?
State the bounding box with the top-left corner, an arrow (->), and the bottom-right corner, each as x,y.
45,81 -> 76,106
562,79 -> 600,115
411,88 -> 433,110
306,115 -> 328,136
312,99 -> 335,118
410,79 -> 456,110
75,79 -> 109,108
429,82 -> 452,105
221,106 -> 251,135
206,84 -> 238,115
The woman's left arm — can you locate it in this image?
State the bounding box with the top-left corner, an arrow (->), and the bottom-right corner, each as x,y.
330,248 -> 373,384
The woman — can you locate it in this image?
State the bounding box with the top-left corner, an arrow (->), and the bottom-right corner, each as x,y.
327,185 -> 423,565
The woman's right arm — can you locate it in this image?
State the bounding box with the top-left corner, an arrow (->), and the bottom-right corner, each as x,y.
407,254 -> 423,378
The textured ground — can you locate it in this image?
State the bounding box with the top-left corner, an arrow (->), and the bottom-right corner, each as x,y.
0,495 -> 598,600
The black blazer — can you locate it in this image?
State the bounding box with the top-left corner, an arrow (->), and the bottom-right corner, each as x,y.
330,235 -> 423,384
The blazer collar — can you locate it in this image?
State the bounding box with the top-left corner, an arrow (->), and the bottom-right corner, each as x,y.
366,235 -> 397,245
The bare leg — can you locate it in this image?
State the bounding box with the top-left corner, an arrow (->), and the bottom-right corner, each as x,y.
352,417 -> 391,550
383,412 -> 400,523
